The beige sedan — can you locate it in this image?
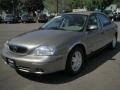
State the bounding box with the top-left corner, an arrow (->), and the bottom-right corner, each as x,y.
1,12 -> 118,75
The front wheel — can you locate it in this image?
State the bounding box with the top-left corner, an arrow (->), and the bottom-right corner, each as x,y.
110,35 -> 117,49
65,47 -> 84,75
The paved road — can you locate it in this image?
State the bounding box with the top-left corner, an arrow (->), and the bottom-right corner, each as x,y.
0,23 -> 120,90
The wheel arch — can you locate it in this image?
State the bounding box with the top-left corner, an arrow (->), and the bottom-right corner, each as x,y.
65,43 -> 86,74
67,43 -> 86,59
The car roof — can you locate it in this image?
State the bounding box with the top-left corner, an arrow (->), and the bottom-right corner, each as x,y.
64,11 -> 103,16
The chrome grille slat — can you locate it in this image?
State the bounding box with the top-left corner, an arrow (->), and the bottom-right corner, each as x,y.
9,45 -> 28,54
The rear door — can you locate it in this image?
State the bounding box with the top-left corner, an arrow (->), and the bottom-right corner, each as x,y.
97,13 -> 116,45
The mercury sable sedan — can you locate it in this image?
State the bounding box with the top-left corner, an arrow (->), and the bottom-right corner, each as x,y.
1,12 -> 118,75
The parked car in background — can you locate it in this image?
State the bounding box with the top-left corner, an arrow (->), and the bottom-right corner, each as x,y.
15,16 -> 21,23
0,16 -> 3,23
3,14 -> 18,23
107,12 -> 114,21
2,12 -> 118,75
20,14 -> 34,23
113,12 -> 120,21
38,14 -> 48,23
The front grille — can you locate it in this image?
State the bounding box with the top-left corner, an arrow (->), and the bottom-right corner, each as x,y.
9,45 -> 28,54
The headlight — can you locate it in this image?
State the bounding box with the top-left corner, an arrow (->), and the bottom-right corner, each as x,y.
33,46 -> 55,56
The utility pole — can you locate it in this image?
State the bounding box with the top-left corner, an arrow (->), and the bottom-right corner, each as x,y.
62,0 -> 65,13
56,0 -> 58,15
11,0 -> 15,15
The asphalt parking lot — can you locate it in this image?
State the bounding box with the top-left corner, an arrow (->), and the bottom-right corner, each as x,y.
0,22 -> 120,90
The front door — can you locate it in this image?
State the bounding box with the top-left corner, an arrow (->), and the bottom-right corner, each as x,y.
85,14 -> 105,53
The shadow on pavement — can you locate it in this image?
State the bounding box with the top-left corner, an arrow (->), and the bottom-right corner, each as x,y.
17,42 -> 120,84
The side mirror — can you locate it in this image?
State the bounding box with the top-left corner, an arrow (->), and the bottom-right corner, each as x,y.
87,25 -> 98,31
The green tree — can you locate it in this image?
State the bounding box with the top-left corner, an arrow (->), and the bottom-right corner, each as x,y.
43,0 -> 56,13
0,0 -> 13,12
83,0 -> 113,10
64,0 -> 113,11
70,0 -> 84,8
113,0 -> 120,7
24,0 -> 44,13
0,0 -> 20,14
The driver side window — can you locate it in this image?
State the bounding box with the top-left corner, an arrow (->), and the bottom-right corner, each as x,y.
88,15 -> 99,29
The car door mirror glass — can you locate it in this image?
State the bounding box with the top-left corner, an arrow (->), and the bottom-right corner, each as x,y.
87,25 -> 98,31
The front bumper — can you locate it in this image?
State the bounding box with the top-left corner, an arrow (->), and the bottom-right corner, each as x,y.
4,20 -> 14,23
1,48 -> 66,74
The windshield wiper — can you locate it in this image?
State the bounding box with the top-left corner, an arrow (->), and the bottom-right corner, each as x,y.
38,27 -> 66,31
38,27 -> 45,30
47,27 -> 65,30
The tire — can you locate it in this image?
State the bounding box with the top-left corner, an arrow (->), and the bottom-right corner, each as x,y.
65,47 -> 85,75
110,35 -> 117,49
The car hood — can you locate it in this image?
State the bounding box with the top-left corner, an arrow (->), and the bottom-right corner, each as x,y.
5,17 -> 13,20
9,29 -> 79,49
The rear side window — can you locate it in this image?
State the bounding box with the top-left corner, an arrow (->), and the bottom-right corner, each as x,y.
97,14 -> 111,27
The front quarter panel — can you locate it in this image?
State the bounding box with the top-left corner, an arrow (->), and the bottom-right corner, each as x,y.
54,32 -> 88,56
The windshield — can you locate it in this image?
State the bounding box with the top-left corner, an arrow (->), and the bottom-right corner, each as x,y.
41,14 -> 87,31
6,15 -> 13,18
